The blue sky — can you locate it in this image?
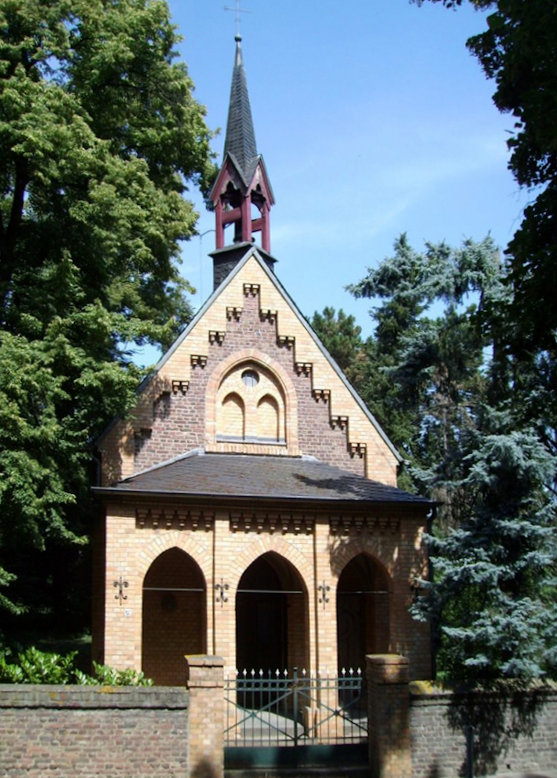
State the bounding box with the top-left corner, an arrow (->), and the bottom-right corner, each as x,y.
166,0 -> 528,340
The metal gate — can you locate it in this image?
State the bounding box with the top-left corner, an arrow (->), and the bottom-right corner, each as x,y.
224,667 -> 368,769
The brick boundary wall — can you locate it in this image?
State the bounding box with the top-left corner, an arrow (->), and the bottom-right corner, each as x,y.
0,657 -> 224,778
410,683 -> 557,778
367,654 -> 557,778
2,655 -> 555,778
0,685 -> 190,778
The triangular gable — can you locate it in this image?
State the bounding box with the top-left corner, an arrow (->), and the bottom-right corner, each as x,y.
98,246 -> 401,486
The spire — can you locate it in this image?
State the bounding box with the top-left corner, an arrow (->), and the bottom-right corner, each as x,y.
209,35 -> 275,282
224,35 -> 257,181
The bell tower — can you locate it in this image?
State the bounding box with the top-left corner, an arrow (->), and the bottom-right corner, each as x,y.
209,35 -> 276,288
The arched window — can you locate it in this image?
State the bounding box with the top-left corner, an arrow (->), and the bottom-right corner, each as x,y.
216,362 -> 286,444
219,392 -> 245,439
257,395 -> 279,440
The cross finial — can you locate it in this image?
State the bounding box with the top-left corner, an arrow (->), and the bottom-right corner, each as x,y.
224,1 -> 251,38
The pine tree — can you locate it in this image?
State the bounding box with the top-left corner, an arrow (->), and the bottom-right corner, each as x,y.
350,235 -> 557,682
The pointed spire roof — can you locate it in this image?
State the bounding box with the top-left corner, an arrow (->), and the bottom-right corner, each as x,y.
210,34 -> 274,262
223,34 -> 258,181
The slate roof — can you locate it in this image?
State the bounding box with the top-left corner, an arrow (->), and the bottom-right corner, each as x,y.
94,451 -> 431,508
224,35 -> 258,181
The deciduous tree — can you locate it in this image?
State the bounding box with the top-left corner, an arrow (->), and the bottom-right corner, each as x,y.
0,0 -> 214,635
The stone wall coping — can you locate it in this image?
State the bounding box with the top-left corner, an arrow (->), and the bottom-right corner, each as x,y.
367,654 -> 409,667
366,653 -> 409,685
185,654 -> 224,668
0,684 -> 190,710
409,680 -> 557,703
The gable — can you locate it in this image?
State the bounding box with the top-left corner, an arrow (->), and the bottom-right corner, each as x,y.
98,249 -> 400,487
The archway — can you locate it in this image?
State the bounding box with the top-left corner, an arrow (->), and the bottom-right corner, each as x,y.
336,553 -> 390,673
236,552 -> 308,673
142,548 -> 206,685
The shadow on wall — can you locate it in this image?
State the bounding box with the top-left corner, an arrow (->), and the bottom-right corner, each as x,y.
447,685 -> 549,777
191,759 -> 220,778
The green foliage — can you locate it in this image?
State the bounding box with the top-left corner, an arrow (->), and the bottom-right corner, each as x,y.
412,0 -> 557,419
420,423 -> 557,681
0,646 -> 152,685
347,234 -> 501,478
309,307 -> 376,402
348,235 -> 557,683
406,0 -> 557,683
0,0 -> 214,631
88,661 -> 152,687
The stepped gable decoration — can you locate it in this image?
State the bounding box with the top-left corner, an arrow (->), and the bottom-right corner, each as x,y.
91,34 -> 433,687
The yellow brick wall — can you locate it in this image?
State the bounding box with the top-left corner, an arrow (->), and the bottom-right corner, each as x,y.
100,500 -> 431,680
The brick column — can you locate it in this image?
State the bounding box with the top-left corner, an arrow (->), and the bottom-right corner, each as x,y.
185,655 -> 225,778
366,654 -> 411,778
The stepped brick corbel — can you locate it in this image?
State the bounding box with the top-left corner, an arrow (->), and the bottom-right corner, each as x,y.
226,306 -> 243,321
151,376 -> 173,405
277,334 -> 295,348
191,354 -> 208,368
136,506 -> 214,531
330,415 -> 349,430
171,379 -> 189,395
329,515 -> 400,535
243,283 -> 260,296
133,427 -> 153,455
312,388 -> 331,403
229,511 -> 314,535
295,361 -> 313,376
349,441 -> 367,458
209,330 -> 226,345
260,308 -> 277,323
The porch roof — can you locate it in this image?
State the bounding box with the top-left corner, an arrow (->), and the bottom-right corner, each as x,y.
94,451 -> 432,509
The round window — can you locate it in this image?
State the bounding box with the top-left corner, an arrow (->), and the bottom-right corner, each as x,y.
241,369 -> 259,388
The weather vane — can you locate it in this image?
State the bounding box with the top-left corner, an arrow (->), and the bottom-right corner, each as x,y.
224,0 -> 251,37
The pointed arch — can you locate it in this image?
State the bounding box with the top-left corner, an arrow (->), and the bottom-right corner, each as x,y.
206,348 -> 299,454
220,392 -> 245,439
142,547 -> 206,685
236,551 -> 309,674
336,552 -> 391,673
257,393 -> 280,439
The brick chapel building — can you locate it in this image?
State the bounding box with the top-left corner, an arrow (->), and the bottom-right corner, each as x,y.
92,36 -> 432,686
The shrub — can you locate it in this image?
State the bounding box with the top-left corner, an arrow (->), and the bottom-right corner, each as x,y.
0,647 -> 152,686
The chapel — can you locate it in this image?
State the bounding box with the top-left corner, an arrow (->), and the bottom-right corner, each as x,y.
92,35 -> 432,686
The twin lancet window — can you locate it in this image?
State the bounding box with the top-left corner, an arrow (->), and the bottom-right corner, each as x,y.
216,362 -> 286,444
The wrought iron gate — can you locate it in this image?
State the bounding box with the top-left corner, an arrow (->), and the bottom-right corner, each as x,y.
224,667 -> 368,769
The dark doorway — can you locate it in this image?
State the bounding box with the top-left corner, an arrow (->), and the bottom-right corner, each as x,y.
142,547 -> 206,685
236,552 -> 307,674
337,553 -> 390,674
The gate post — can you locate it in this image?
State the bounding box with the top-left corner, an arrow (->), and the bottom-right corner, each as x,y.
186,655 -> 225,778
366,654 -> 412,778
